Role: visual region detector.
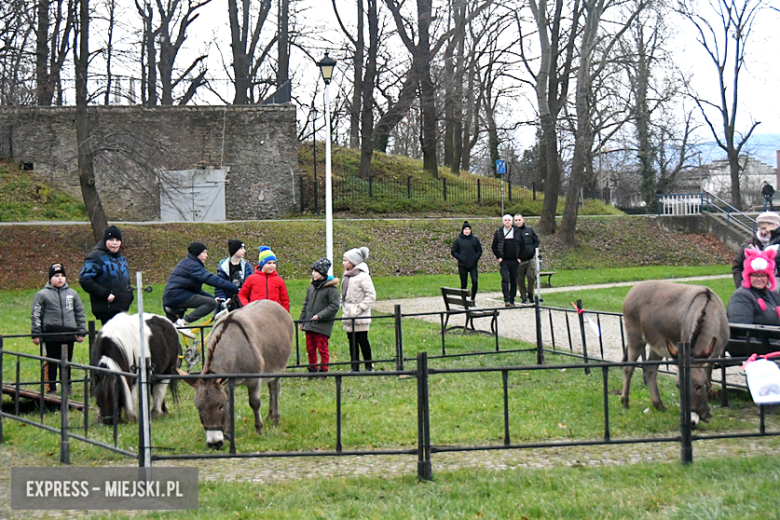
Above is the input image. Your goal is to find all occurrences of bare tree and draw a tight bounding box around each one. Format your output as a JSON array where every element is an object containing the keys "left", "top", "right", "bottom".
[
  {"left": 135, "top": 0, "right": 212, "bottom": 106},
  {"left": 679, "top": 0, "right": 765, "bottom": 210},
  {"left": 36, "top": 0, "right": 75, "bottom": 105},
  {"left": 228, "top": 0, "right": 273, "bottom": 104},
  {"left": 332, "top": 0, "right": 363, "bottom": 148},
  {"left": 518, "top": 0, "right": 580, "bottom": 234},
  {"left": 0, "top": 0, "right": 36, "bottom": 105},
  {"left": 74, "top": 0, "right": 108, "bottom": 241},
  {"left": 559, "top": 0, "right": 647, "bottom": 246}
]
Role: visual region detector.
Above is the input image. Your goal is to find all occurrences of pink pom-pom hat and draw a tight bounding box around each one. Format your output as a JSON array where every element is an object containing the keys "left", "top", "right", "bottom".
[{"left": 743, "top": 247, "right": 777, "bottom": 290}]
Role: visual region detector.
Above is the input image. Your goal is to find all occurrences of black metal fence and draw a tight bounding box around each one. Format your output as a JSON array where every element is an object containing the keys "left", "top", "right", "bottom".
[
  {"left": 1, "top": 302, "right": 777, "bottom": 480},
  {"left": 299, "top": 175, "right": 533, "bottom": 213}
]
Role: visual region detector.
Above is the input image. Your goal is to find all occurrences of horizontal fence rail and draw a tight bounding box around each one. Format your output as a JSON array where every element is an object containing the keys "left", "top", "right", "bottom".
[{"left": 1, "top": 299, "right": 778, "bottom": 480}]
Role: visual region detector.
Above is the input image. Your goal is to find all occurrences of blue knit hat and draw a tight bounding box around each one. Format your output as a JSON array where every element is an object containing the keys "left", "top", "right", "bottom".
[{"left": 257, "top": 246, "right": 277, "bottom": 268}]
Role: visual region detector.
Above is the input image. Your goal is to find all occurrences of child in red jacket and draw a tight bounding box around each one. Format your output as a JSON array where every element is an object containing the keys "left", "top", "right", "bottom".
[{"left": 238, "top": 246, "right": 290, "bottom": 312}]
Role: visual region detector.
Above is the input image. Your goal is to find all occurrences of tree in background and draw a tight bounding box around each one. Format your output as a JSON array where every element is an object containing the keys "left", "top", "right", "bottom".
[{"left": 679, "top": 0, "right": 765, "bottom": 210}]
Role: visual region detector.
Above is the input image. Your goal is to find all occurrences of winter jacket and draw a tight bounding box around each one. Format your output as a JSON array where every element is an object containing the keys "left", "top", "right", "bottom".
[
  {"left": 299, "top": 277, "right": 341, "bottom": 337},
  {"left": 515, "top": 224, "right": 540, "bottom": 261},
  {"left": 31, "top": 282, "right": 87, "bottom": 343},
  {"left": 238, "top": 268, "right": 290, "bottom": 312},
  {"left": 731, "top": 230, "right": 780, "bottom": 288},
  {"left": 79, "top": 242, "right": 134, "bottom": 319},
  {"left": 451, "top": 233, "right": 482, "bottom": 269},
  {"left": 341, "top": 262, "right": 376, "bottom": 333},
  {"left": 214, "top": 257, "right": 253, "bottom": 300},
  {"left": 491, "top": 226, "right": 521, "bottom": 261},
  {"left": 163, "top": 254, "right": 239, "bottom": 308},
  {"left": 763, "top": 184, "right": 775, "bottom": 197},
  {"left": 727, "top": 286, "right": 780, "bottom": 326}
]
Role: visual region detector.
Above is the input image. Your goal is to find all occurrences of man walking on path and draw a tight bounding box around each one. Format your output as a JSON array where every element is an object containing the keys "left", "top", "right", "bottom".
[
  {"left": 514, "top": 214, "right": 540, "bottom": 304},
  {"left": 763, "top": 181, "right": 775, "bottom": 211},
  {"left": 492, "top": 214, "right": 520, "bottom": 307}
]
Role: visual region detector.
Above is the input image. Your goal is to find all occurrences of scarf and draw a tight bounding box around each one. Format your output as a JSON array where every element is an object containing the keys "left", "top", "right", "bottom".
[
  {"left": 342, "top": 268, "right": 360, "bottom": 301},
  {"left": 312, "top": 278, "right": 325, "bottom": 289}
]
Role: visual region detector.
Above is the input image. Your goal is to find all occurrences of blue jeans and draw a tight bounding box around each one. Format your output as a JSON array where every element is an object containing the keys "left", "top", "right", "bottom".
[{"left": 765, "top": 196, "right": 774, "bottom": 211}]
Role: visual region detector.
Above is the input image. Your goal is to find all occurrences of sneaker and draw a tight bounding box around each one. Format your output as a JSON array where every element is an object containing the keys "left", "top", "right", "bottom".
[
  {"left": 174, "top": 319, "right": 196, "bottom": 339},
  {"left": 521, "top": 299, "right": 528, "bottom": 304},
  {"left": 505, "top": 302, "right": 512, "bottom": 308}
]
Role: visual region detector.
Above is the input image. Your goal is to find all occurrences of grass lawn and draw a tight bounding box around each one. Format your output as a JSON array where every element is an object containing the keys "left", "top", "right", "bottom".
[{"left": 76, "top": 453, "right": 780, "bottom": 519}]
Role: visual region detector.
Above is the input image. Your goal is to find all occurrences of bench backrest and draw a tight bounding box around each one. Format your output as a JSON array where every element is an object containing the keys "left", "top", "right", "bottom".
[{"left": 441, "top": 287, "right": 475, "bottom": 311}]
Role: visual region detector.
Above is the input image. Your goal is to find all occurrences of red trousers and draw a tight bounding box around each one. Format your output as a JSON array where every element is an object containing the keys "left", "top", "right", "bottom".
[{"left": 305, "top": 331, "right": 330, "bottom": 371}]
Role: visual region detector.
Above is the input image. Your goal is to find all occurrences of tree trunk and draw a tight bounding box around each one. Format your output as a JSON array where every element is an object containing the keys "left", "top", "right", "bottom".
[
  {"left": 350, "top": 0, "right": 363, "bottom": 149},
  {"left": 277, "top": 0, "right": 289, "bottom": 92},
  {"left": 417, "top": 0, "right": 438, "bottom": 177},
  {"left": 373, "top": 72, "right": 417, "bottom": 153},
  {"left": 36, "top": 0, "right": 52, "bottom": 105},
  {"left": 358, "top": 0, "right": 378, "bottom": 180},
  {"left": 75, "top": 0, "right": 107, "bottom": 242}
]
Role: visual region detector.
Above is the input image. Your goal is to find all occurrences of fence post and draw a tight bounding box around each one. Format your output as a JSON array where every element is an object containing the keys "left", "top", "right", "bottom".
[
  {"left": 60, "top": 345, "right": 70, "bottom": 464},
  {"left": 229, "top": 378, "right": 236, "bottom": 455},
  {"left": 369, "top": 175, "right": 373, "bottom": 197},
  {"left": 576, "top": 299, "right": 590, "bottom": 375},
  {"left": 394, "top": 305, "right": 404, "bottom": 371},
  {"left": 535, "top": 292, "right": 544, "bottom": 365},
  {"left": 508, "top": 178, "right": 512, "bottom": 201},
  {"left": 408, "top": 176, "right": 412, "bottom": 198},
  {"left": 300, "top": 177, "right": 306, "bottom": 213},
  {"left": 532, "top": 181, "right": 536, "bottom": 201},
  {"left": 443, "top": 178, "right": 447, "bottom": 202},
  {"left": 679, "top": 341, "right": 693, "bottom": 465},
  {"left": 477, "top": 179, "right": 481, "bottom": 203},
  {"left": 416, "top": 352, "right": 432, "bottom": 481}
]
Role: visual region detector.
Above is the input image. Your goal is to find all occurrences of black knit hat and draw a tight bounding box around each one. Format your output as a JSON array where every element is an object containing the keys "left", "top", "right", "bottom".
[
  {"left": 312, "top": 257, "right": 331, "bottom": 277},
  {"left": 49, "top": 263, "right": 66, "bottom": 279},
  {"left": 188, "top": 241, "right": 208, "bottom": 257},
  {"left": 103, "top": 225, "right": 122, "bottom": 242},
  {"left": 462, "top": 221, "right": 471, "bottom": 232},
  {"left": 228, "top": 239, "right": 244, "bottom": 257}
]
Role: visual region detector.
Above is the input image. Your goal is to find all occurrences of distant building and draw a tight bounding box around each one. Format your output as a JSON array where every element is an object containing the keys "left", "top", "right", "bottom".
[{"left": 676, "top": 154, "right": 778, "bottom": 208}]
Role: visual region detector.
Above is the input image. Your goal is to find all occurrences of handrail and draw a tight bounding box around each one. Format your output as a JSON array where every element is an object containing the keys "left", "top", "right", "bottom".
[{"left": 704, "top": 191, "right": 756, "bottom": 234}]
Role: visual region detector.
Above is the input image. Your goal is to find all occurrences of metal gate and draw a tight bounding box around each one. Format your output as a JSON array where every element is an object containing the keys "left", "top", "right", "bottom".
[{"left": 160, "top": 169, "right": 228, "bottom": 222}]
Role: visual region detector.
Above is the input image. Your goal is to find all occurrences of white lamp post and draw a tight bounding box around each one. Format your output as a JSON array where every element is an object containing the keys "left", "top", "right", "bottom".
[{"left": 318, "top": 52, "right": 337, "bottom": 276}]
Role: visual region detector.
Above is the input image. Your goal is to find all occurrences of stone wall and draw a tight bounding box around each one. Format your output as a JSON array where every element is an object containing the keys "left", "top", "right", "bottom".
[{"left": 0, "top": 105, "right": 299, "bottom": 221}]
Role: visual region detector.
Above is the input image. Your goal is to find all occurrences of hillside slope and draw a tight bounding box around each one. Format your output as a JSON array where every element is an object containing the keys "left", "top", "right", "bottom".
[{"left": 0, "top": 217, "right": 732, "bottom": 290}]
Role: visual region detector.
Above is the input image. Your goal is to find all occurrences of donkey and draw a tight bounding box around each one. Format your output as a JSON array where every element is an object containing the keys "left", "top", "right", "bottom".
[
  {"left": 91, "top": 313, "right": 181, "bottom": 423},
  {"left": 179, "top": 299, "right": 294, "bottom": 449},
  {"left": 621, "top": 281, "right": 729, "bottom": 427}
]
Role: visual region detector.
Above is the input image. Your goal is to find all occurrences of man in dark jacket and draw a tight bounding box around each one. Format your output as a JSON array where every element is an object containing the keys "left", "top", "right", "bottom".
[
  {"left": 762, "top": 181, "right": 775, "bottom": 211},
  {"left": 732, "top": 211, "right": 780, "bottom": 288},
  {"left": 79, "top": 225, "right": 134, "bottom": 325},
  {"left": 514, "top": 214, "right": 541, "bottom": 304},
  {"left": 491, "top": 214, "right": 520, "bottom": 306},
  {"left": 450, "top": 221, "right": 482, "bottom": 300},
  {"left": 163, "top": 242, "right": 239, "bottom": 337}
]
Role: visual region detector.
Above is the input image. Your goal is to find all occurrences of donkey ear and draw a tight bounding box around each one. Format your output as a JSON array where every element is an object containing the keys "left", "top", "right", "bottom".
[
  {"left": 699, "top": 337, "right": 717, "bottom": 358},
  {"left": 666, "top": 340, "right": 678, "bottom": 358},
  {"left": 214, "top": 378, "right": 225, "bottom": 388},
  {"left": 176, "top": 367, "right": 198, "bottom": 388}
]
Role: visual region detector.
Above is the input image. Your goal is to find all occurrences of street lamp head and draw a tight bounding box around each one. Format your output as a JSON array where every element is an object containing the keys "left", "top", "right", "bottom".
[
  {"left": 310, "top": 105, "right": 319, "bottom": 118},
  {"left": 317, "top": 52, "right": 337, "bottom": 84}
]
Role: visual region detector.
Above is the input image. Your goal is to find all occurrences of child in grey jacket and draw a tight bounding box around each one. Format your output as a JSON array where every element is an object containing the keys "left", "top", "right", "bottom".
[
  {"left": 31, "top": 263, "right": 87, "bottom": 393},
  {"left": 299, "top": 258, "right": 340, "bottom": 372}
]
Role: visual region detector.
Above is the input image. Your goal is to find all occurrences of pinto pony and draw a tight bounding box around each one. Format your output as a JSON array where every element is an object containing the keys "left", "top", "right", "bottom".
[
  {"left": 179, "top": 300, "right": 294, "bottom": 449},
  {"left": 91, "top": 313, "right": 181, "bottom": 423},
  {"left": 621, "top": 281, "right": 729, "bottom": 427}
]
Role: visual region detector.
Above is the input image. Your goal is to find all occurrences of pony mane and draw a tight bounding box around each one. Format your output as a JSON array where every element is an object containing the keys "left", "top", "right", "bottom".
[{"left": 202, "top": 313, "right": 252, "bottom": 373}]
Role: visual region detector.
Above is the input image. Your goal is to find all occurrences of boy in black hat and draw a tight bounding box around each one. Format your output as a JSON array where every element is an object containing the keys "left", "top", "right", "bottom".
[
  {"left": 31, "top": 263, "right": 87, "bottom": 393},
  {"left": 79, "top": 225, "right": 133, "bottom": 325},
  {"left": 215, "top": 239, "right": 253, "bottom": 313},
  {"left": 299, "top": 258, "right": 340, "bottom": 372}
]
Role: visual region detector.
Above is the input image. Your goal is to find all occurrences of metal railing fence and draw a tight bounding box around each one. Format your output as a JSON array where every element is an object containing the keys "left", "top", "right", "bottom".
[{"left": 1, "top": 300, "right": 778, "bottom": 480}]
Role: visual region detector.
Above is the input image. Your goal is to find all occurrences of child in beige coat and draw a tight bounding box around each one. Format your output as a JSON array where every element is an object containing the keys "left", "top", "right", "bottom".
[{"left": 341, "top": 247, "right": 376, "bottom": 371}]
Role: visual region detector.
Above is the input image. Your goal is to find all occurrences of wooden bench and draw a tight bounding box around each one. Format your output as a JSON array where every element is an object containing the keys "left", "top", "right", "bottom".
[
  {"left": 440, "top": 287, "right": 499, "bottom": 335},
  {"left": 539, "top": 271, "right": 557, "bottom": 288}
]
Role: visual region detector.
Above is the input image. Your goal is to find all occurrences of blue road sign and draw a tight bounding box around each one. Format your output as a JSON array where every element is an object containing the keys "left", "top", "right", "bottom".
[{"left": 496, "top": 159, "right": 506, "bottom": 174}]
